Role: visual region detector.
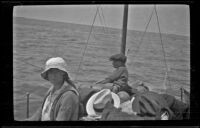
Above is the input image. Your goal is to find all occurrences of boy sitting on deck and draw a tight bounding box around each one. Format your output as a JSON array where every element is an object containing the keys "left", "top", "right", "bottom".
[{"left": 96, "top": 53, "right": 132, "bottom": 94}]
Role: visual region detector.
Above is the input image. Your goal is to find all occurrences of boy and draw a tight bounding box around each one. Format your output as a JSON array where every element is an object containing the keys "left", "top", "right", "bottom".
[{"left": 96, "top": 53, "right": 131, "bottom": 94}]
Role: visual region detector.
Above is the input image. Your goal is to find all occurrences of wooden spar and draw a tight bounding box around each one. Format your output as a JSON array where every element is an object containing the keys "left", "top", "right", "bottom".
[
  {"left": 26, "top": 92, "right": 30, "bottom": 118},
  {"left": 180, "top": 87, "right": 183, "bottom": 102},
  {"left": 121, "top": 4, "right": 129, "bottom": 55}
]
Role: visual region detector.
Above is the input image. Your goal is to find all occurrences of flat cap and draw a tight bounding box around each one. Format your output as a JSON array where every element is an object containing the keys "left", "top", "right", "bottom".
[{"left": 109, "top": 53, "right": 127, "bottom": 63}]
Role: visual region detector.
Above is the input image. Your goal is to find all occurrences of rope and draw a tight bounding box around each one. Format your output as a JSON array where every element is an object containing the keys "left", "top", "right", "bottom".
[
  {"left": 127, "top": 6, "right": 154, "bottom": 57},
  {"left": 126, "top": 5, "right": 172, "bottom": 90},
  {"left": 14, "top": 57, "right": 43, "bottom": 70},
  {"left": 97, "top": 5, "right": 107, "bottom": 34},
  {"left": 99, "top": 5, "right": 109, "bottom": 34},
  {"left": 154, "top": 5, "right": 171, "bottom": 89},
  {"left": 74, "top": 6, "right": 99, "bottom": 81}
]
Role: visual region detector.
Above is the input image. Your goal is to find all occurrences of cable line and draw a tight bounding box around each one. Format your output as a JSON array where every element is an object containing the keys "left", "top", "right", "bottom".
[
  {"left": 127, "top": 6, "right": 155, "bottom": 57},
  {"left": 14, "top": 58, "right": 43, "bottom": 70},
  {"left": 97, "top": 5, "right": 107, "bottom": 34},
  {"left": 154, "top": 5, "right": 171, "bottom": 89},
  {"left": 99, "top": 5, "right": 109, "bottom": 34},
  {"left": 74, "top": 6, "right": 99, "bottom": 81},
  {"left": 127, "top": 5, "right": 154, "bottom": 61}
]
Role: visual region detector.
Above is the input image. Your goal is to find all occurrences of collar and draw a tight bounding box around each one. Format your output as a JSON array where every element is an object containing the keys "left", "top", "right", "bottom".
[
  {"left": 50, "top": 85, "right": 63, "bottom": 96},
  {"left": 49, "top": 83, "right": 72, "bottom": 95}
]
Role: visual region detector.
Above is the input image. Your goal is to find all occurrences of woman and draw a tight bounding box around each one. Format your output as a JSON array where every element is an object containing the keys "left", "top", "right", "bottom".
[{"left": 26, "top": 57, "right": 81, "bottom": 121}]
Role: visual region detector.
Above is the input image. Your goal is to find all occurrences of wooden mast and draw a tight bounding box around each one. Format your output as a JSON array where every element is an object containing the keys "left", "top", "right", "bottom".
[{"left": 121, "top": 4, "right": 129, "bottom": 55}]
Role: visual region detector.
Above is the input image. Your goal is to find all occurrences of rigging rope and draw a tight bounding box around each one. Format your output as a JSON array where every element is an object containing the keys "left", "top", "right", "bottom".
[
  {"left": 14, "top": 56, "right": 43, "bottom": 70},
  {"left": 99, "top": 5, "right": 109, "bottom": 35},
  {"left": 127, "top": 6, "right": 155, "bottom": 57},
  {"left": 97, "top": 5, "right": 107, "bottom": 34},
  {"left": 126, "top": 5, "right": 171, "bottom": 90},
  {"left": 74, "top": 6, "right": 99, "bottom": 81},
  {"left": 154, "top": 5, "right": 171, "bottom": 89}
]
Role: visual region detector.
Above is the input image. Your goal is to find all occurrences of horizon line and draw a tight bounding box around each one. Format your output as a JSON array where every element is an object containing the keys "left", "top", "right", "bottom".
[{"left": 13, "top": 16, "right": 190, "bottom": 37}]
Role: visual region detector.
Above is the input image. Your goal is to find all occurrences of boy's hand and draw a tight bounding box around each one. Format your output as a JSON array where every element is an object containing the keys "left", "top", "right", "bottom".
[
  {"left": 95, "top": 80, "right": 106, "bottom": 84},
  {"left": 96, "top": 79, "right": 111, "bottom": 84},
  {"left": 111, "top": 86, "right": 119, "bottom": 93},
  {"left": 95, "top": 80, "right": 102, "bottom": 84}
]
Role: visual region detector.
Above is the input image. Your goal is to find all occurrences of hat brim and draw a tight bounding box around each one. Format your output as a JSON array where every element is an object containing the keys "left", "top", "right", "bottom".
[
  {"left": 41, "top": 66, "right": 68, "bottom": 80},
  {"left": 86, "top": 89, "right": 120, "bottom": 116},
  {"left": 119, "top": 96, "right": 136, "bottom": 114}
]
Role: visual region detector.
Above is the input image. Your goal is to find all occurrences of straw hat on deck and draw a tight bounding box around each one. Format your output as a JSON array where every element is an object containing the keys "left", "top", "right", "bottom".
[{"left": 86, "top": 89, "right": 120, "bottom": 117}]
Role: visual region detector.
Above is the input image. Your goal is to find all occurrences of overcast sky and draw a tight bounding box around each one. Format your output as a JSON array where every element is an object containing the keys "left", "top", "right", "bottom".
[{"left": 13, "top": 5, "right": 190, "bottom": 36}]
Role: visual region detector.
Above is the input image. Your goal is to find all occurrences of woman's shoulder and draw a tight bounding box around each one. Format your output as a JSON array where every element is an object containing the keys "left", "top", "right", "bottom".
[
  {"left": 56, "top": 90, "right": 79, "bottom": 107},
  {"left": 61, "top": 89, "right": 79, "bottom": 100}
]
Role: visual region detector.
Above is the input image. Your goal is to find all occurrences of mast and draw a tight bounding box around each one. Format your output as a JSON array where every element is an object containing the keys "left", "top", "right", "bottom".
[{"left": 121, "top": 4, "right": 129, "bottom": 55}]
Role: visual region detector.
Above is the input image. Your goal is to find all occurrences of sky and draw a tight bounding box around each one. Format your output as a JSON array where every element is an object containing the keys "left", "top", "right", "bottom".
[{"left": 13, "top": 5, "right": 190, "bottom": 36}]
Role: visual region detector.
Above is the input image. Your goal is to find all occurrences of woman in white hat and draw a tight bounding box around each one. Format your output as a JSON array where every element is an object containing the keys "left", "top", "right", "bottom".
[{"left": 26, "top": 57, "right": 81, "bottom": 121}]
